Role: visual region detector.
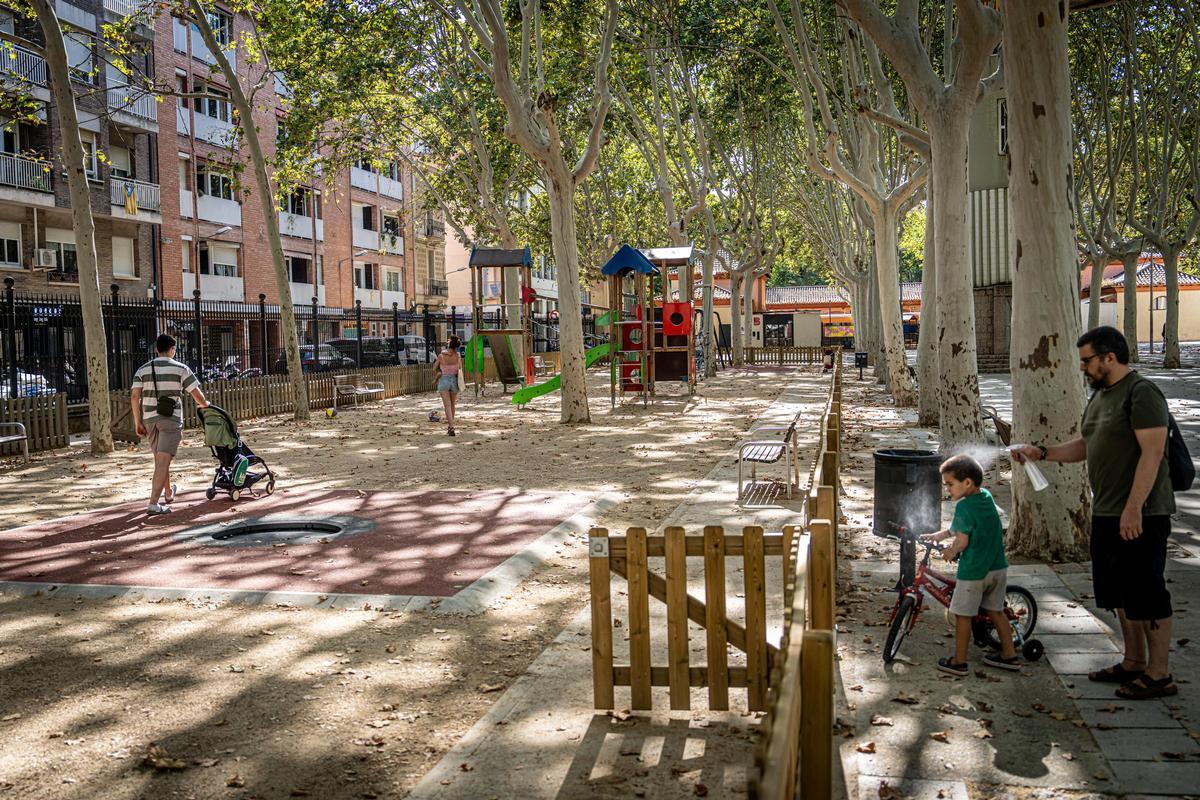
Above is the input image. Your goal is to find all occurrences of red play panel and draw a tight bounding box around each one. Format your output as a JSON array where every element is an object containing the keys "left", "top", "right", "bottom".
[{"left": 0, "top": 490, "right": 593, "bottom": 597}]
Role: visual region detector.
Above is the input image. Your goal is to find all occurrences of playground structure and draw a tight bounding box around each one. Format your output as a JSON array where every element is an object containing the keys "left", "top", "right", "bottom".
[
  {"left": 464, "top": 247, "right": 535, "bottom": 396},
  {"left": 602, "top": 245, "right": 696, "bottom": 407}
]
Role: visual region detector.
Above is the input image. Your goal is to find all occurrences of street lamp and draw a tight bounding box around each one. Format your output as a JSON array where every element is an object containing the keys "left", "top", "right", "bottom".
[{"left": 211, "top": 225, "right": 233, "bottom": 236}]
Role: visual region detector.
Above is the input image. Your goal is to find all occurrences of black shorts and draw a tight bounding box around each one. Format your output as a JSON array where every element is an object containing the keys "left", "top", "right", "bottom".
[{"left": 1090, "top": 515, "right": 1172, "bottom": 621}]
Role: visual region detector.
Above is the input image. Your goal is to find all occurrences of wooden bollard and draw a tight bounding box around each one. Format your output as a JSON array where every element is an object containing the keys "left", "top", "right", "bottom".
[
  {"left": 799, "top": 630, "right": 835, "bottom": 799},
  {"left": 587, "top": 528, "right": 614, "bottom": 709}
]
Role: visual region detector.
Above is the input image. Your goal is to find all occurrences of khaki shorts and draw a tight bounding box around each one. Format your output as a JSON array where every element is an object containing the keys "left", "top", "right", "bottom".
[
  {"left": 949, "top": 568, "right": 1007, "bottom": 617},
  {"left": 145, "top": 416, "right": 183, "bottom": 456}
]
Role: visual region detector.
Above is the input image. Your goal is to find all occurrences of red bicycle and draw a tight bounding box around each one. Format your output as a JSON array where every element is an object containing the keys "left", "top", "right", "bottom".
[{"left": 882, "top": 525, "right": 1044, "bottom": 664}]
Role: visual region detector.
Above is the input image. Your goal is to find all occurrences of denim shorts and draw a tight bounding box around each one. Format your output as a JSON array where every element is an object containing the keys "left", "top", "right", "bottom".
[{"left": 437, "top": 374, "right": 459, "bottom": 394}]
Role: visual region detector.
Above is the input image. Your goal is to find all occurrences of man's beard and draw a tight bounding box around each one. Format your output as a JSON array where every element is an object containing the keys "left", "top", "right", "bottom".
[{"left": 1088, "top": 373, "right": 1107, "bottom": 391}]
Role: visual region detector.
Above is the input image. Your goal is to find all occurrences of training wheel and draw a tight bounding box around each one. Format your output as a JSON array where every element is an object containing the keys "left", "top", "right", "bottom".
[
  {"left": 205, "top": 488, "right": 216, "bottom": 500},
  {"left": 265, "top": 479, "right": 275, "bottom": 495},
  {"left": 230, "top": 489, "right": 241, "bottom": 501},
  {"left": 1022, "top": 638, "right": 1044, "bottom": 662}
]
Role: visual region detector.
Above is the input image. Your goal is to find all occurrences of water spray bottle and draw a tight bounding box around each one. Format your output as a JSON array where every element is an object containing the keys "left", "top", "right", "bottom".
[{"left": 1009, "top": 444, "right": 1050, "bottom": 492}]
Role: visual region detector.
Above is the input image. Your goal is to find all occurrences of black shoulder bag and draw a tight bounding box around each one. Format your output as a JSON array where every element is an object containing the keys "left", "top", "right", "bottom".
[
  {"left": 1124, "top": 375, "right": 1194, "bottom": 493},
  {"left": 150, "top": 358, "right": 178, "bottom": 418}
]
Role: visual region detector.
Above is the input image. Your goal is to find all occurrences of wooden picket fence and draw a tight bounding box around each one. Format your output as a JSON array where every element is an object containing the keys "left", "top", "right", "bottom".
[
  {"left": 749, "top": 356, "right": 842, "bottom": 799},
  {"left": 0, "top": 394, "right": 68, "bottom": 456},
  {"left": 588, "top": 525, "right": 786, "bottom": 713},
  {"left": 745, "top": 346, "right": 826, "bottom": 366},
  {"left": 109, "top": 363, "right": 437, "bottom": 441}
]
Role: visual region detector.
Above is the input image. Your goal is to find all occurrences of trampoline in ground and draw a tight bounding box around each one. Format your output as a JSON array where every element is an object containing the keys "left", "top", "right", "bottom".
[{"left": 0, "top": 488, "right": 606, "bottom": 611}]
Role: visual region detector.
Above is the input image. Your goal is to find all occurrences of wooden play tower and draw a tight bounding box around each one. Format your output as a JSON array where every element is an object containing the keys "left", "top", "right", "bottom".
[
  {"left": 467, "top": 247, "right": 535, "bottom": 396},
  {"left": 602, "top": 245, "right": 696, "bottom": 407}
]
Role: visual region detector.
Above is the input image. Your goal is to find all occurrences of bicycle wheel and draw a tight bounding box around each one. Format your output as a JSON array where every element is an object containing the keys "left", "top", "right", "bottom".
[
  {"left": 978, "top": 586, "right": 1038, "bottom": 650},
  {"left": 884, "top": 595, "right": 918, "bottom": 664}
]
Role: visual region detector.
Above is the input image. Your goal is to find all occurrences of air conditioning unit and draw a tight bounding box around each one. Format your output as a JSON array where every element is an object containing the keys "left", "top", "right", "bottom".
[{"left": 32, "top": 248, "right": 57, "bottom": 270}]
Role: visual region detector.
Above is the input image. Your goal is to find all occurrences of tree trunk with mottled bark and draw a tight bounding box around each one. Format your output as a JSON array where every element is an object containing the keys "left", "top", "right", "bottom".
[
  {"left": 1121, "top": 251, "right": 1139, "bottom": 362},
  {"left": 1004, "top": 0, "right": 1090, "bottom": 561},
  {"left": 31, "top": 0, "right": 113, "bottom": 453},
  {"left": 1087, "top": 255, "right": 1105, "bottom": 330},
  {"left": 917, "top": 193, "right": 939, "bottom": 425},
  {"left": 545, "top": 166, "right": 590, "bottom": 421}
]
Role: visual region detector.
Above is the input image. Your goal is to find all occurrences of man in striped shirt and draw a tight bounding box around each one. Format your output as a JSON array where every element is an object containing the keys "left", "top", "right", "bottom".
[{"left": 130, "top": 334, "right": 209, "bottom": 515}]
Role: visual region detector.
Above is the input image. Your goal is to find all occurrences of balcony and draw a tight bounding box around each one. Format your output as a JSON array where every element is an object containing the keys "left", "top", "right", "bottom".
[
  {"left": 289, "top": 282, "right": 326, "bottom": 307},
  {"left": 278, "top": 211, "right": 324, "bottom": 241},
  {"left": 104, "top": 0, "right": 146, "bottom": 16},
  {"left": 0, "top": 152, "right": 53, "bottom": 194},
  {"left": 180, "top": 188, "right": 193, "bottom": 218},
  {"left": 107, "top": 86, "right": 159, "bottom": 132},
  {"left": 378, "top": 173, "right": 404, "bottom": 201},
  {"left": 110, "top": 177, "right": 161, "bottom": 220},
  {"left": 183, "top": 271, "right": 244, "bottom": 302},
  {"left": 420, "top": 219, "right": 446, "bottom": 238},
  {"left": 378, "top": 232, "right": 403, "bottom": 256},
  {"left": 0, "top": 42, "right": 48, "bottom": 87},
  {"left": 427, "top": 279, "right": 449, "bottom": 297},
  {"left": 176, "top": 104, "right": 190, "bottom": 136},
  {"left": 194, "top": 112, "right": 235, "bottom": 145},
  {"left": 196, "top": 194, "right": 241, "bottom": 226},
  {"left": 350, "top": 166, "right": 377, "bottom": 192},
  {"left": 352, "top": 227, "right": 379, "bottom": 251},
  {"left": 354, "top": 286, "right": 405, "bottom": 310}
]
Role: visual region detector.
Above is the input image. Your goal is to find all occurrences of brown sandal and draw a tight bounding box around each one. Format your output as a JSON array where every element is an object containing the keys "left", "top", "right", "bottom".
[
  {"left": 1088, "top": 662, "right": 1145, "bottom": 683},
  {"left": 1115, "top": 674, "right": 1178, "bottom": 700}
]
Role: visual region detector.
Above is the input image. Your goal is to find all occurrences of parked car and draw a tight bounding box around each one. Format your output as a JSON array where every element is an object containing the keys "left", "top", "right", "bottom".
[
  {"left": 397, "top": 335, "right": 435, "bottom": 365},
  {"left": 0, "top": 371, "right": 55, "bottom": 399},
  {"left": 272, "top": 344, "right": 355, "bottom": 374},
  {"left": 326, "top": 336, "right": 435, "bottom": 366}
]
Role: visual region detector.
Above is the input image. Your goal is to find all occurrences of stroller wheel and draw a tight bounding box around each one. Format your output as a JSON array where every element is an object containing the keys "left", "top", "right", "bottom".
[
  {"left": 1022, "top": 638, "right": 1045, "bottom": 662},
  {"left": 205, "top": 488, "right": 216, "bottom": 500},
  {"left": 230, "top": 489, "right": 241, "bottom": 501},
  {"left": 265, "top": 479, "right": 275, "bottom": 495}
]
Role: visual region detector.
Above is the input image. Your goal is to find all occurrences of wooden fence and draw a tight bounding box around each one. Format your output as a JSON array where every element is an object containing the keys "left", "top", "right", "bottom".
[
  {"left": 588, "top": 526, "right": 785, "bottom": 713},
  {"left": 0, "top": 394, "right": 68, "bottom": 456},
  {"left": 109, "top": 363, "right": 437, "bottom": 441},
  {"left": 749, "top": 356, "right": 842, "bottom": 799},
  {"left": 744, "top": 346, "right": 826, "bottom": 366}
]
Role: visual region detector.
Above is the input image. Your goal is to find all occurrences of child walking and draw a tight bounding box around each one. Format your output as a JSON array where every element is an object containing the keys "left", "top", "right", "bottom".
[{"left": 921, "top": 454, "right": 1020, "bottom": 676}]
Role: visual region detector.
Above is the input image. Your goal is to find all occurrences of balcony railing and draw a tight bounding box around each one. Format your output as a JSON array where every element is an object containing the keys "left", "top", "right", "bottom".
[
  {"left": 350, "top": 165, "right": 377, "bottom": 192},
  {"left": 353, "top": 227, "right": 379, "bottom": 251},
  {"left": 421, "top": 219, "right": 446, "bottom": 238},
  {"left": 0, "top": 42, "right": 48, "bottom": 86},
  {"left": 427, "top": 279, "right": 449, "bottom": 297},
  {"left": 194, "top": 113, "right": 236, "bottom": 145},
  {"left": 107, "top": 86, "right": 157, "bottom": 124},
  {"left": 378, "top": 173, "right": 405, "bottom": 201},
  {"left": 104, "top": 0, "right": 146, "bottom": 16},
  {"left": 196, "top": 194, "right": 241, "bottom": 226},
  {"left": 110, "top": 177, "right": 161, "bottom": 212},
  {"left": 0, "top": 152, "right": 52, "bottom": 192}
]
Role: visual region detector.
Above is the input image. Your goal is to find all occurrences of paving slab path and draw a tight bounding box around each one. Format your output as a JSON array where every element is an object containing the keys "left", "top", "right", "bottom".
[{"left": 835, "top": 367, "right": 1200, "bottom": 800}]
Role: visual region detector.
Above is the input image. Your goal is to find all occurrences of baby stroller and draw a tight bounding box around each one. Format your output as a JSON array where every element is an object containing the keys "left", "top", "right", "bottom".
[{"left": 197, "top": 404, "right": 275, "bottom": 501}]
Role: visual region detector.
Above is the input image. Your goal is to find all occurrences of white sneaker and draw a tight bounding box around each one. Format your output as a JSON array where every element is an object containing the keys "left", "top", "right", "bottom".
[
  {"left": 146, "top": 503, "right": 172, "bottom": 516},
  {"left": 163, "top": 483, "right": 178, "bottom": 504}
]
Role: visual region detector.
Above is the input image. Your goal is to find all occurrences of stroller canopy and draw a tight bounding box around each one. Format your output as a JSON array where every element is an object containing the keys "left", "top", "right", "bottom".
[{"left": 200, "top": 406, "right": 239, "bottom": 449}]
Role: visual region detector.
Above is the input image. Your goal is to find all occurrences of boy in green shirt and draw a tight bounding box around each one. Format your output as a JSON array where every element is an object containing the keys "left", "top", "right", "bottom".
[{"left": 921, "top": 454, "right": 1020, "bottom": 677}]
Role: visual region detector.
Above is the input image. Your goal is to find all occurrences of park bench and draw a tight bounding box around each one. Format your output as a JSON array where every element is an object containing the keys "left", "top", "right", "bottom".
[
  {"left": 334, "top": 374, "right": 385, "bottom": 408},
  {"left": 981, "top": 405, "right": 1012, "bottom": 446},
  {"left": 737, "top": 411, "right": 803, "bottom": 502},
  {"left": 0, "top": 422, "right": 28, "bottom": 463},
  {"left": 532, "top": 355, "right": 554, "bottom": 376}
]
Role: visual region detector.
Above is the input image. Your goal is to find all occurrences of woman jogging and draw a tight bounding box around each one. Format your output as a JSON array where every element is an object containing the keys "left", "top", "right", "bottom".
[{"left": 432, "top": 335, "right": 463, "bottom": 436}]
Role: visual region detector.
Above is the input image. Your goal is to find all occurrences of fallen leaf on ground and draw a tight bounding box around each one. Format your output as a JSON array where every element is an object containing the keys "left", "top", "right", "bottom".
[
  {"left": 870, "top": 714, "right": 894, "bottom": 726},
  {"left": 856, "top": 741, "right": 876, "bottom": 753},
  {"left": 226, "top": 774, "right": 246, "bottom": 787},
  {"left": 973, "top": 729, "right": 993, "bottom": 740},
  {"left": 477, "top": 683, "right": 504, "bottom": 693},
  {"left": 929, "top": 731, "right": 950, "bottom": 743},
  {"left": 193, "top": 758, "right": 219, "bottom": 768},
  {"left": 141, "top": 744, "right": 187, "bottom": 771},
  {"left": 891, "top": 692, "right": 919, "bottom": 705}
]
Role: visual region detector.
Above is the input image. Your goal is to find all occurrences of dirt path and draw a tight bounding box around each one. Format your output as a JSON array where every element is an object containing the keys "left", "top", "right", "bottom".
[{"left": 0, "top": 367, "right": 793, "bottom": 800}]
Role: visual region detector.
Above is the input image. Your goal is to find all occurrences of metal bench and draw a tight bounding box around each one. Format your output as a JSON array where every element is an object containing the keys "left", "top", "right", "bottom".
[
  {"left": 737, "top": 412, "right": 803, "bottom": 502},
  {"left": 334, "top": 374, "right": 385, "bottom": 408},
  {"left": 981, "top": 405, "right": 1012, "bottom": 446},
  {"left": 0, "top": 422, "right": 28, "bottom": 463},
  {"left": 532, "top": 356, "right": 554, "bottom": 377}
]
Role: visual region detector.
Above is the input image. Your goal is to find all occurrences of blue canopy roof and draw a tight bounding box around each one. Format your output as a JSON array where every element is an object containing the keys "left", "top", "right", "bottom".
[{"left": 601, "top": 244, "right": 658, "bottom": 276}]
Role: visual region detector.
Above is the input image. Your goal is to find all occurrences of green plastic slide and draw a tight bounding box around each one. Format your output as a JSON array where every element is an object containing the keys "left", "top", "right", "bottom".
[{"left": 510, "top": 343, "right": 613, "bottom": 406}]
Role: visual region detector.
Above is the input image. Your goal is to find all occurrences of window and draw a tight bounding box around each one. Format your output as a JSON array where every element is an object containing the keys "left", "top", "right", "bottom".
[
  {"left": 385, "top": 161, "right": 400, "bottom": 181},
  {"left": 354, "top": 263, "right": 377, "bottom": 289},
  {"left": 288, "top": 255, "right": 310, "bottom": 283},
  {"left": 0, "top": 120, "right": 24, "bottom": 155},
  {"left": 354, "top": 263, "right": 363, "bottom": 288},
  {"left": 176, "top": 73, "right": 188, "bottom": 107},
  {"left": 312, "top": 191, "right": 322, "bottom": 220},
  {"left": 427, "top": 250, "right": 435, "bottom": 283},
  {"left": 210, "top": 242, "right": 237, "bottom": 277},
  {"left": 178, "top": 157, "right": 192, "bottom": 190},
  {"left": 65, "top": 27, "right": 96, "bottom": 84},
  {"left": 0, "top": 222, "right": 20, "bottom": 267},
  {"left": 109, "top": 146, "right": 131, "bottom": 179},
  {"left": 208, "top": 10, "right": 232, "bottom": 47},
  {"left": 0, "top": 9, "right": 14, "bottom": 35},
  {"left": 385, "top": 270, "right": 401, "bottom": 292},
  {"left": 286, "top": 187, "right": 309, "bottom": 216},
  {"left": 80, "top": 131, "right": 98, "bottom": 180},
  {"left": 112, "top": 236, "right": 135, "bottom": 277},
  {"left": 997, "top": 98, "right": 1008, "bottom": 155},
  {"left": 316, "top": 254, "right": 323, "bottom": 285},
  {"left": 181, "top": 240, "right": 191, "bottom": 273},
  {"left": 360, "top": 204, "right": 374, "bottom": 231},
  {"left": 193, "top": 84, "right": 231, "bottom": 123},
  {"left": 382, "top": 211, "right": 400, "bottom": 236},
  {"left": 196, "top": 164, "right": 233, "bottom": 200},
  {"left": 46, "top": 229, "right": 78, "bottom": 276},
  {"left": 354, "top": 157, "right": 377, "bottom": 173}
]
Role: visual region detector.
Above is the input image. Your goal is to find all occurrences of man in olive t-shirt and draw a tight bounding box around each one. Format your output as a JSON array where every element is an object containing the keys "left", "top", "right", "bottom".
[{"left": 1013, "top": 326, "right": 1176, "bottom": 700}]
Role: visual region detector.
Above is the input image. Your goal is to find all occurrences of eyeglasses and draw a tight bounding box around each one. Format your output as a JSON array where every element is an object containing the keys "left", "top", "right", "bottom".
[{"left": 1079, "top": 353, "right": 1103, "bottom": 366}]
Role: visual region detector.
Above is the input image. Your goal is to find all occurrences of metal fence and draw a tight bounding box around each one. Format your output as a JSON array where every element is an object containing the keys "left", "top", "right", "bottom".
[{"left": 1, "top": 279, "right": 562, "bottom": 404}]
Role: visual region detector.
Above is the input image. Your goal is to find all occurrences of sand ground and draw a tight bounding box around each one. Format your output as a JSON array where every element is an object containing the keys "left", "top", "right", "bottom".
[{"left": 0, "top": 367, "right": 792, "bottom": 800}]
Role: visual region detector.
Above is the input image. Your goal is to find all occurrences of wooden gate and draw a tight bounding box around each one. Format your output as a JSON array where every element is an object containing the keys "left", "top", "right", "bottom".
[{"left": 588, "top": 525, "right": 792, "bottom": 712}]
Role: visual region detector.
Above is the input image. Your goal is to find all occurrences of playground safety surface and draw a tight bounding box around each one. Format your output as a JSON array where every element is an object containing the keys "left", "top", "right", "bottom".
[{"left": 0, "top": 488, "right": 597, "bottom": 600}]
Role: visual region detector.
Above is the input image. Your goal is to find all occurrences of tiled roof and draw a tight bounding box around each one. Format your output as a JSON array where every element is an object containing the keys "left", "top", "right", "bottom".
[
  {"left": 1103, "top": 263, "right": 1200, "bottom": 288},
  {"left": 671, "top": 284, "right": 732, "bottom": 301}
]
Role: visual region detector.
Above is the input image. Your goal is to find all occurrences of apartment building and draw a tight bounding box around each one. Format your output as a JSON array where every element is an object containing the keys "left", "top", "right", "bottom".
[
  {"left": 0, "top": 0, "right": 159, "bottom": 301},
  {"left": 1, "top": 1, "right": 437, "bottom": 364}
]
